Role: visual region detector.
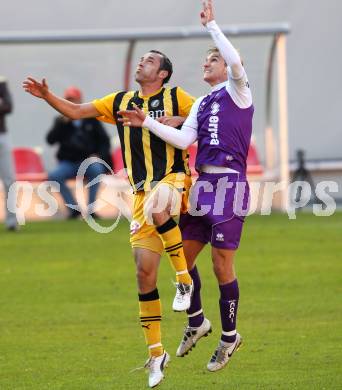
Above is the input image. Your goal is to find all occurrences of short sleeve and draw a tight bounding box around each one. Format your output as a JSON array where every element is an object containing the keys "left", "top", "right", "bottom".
[
  {"left": 92, "top": 93, "right": 117, "bottom": 124},
  {"left": 182, "top": 96, "right": 204, "bottom": 132},
  {"left": 176, "top": 87, "right": 196, "bottom": 117}
]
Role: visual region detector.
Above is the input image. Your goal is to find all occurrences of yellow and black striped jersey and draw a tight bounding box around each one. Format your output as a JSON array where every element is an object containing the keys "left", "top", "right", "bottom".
[{"left": 93, "top": 86, "right": 195, "bottom": 192}]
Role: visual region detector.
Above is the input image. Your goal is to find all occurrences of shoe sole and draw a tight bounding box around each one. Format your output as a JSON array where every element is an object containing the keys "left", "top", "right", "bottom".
[
  {"left": 173, "top": 303, "right": 192, "bottom": 312},
  {"left": 172, "top": 300, "right": 192, "bottom": 312},
  {"left": 178, "top": 327, "right": 212, "bottom": 357},
  {"left": 151, "top": 378, "right": 164, "bottom": 388},
  {"left": 207, "top": 337, "right": 243, "bottom": 372}
]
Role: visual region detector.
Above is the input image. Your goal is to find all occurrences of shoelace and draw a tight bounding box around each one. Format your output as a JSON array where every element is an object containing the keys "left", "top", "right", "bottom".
[
  {"left": 172, "top": 281, "right": 187, "bottom": 301},
  {"left": 217, "top": 345, "right": 229, "bottom": 362},
  {"left": 130, "top": 364, "right": 145, "bottom": 373},
  {"left": 177, "top": 283, "right": 187, "bottom": 296},
  {"left": 130, "top": 356, "right": 158, "bottom": 374},
  {"left": 182, "top": 326, "right": 197, "bottom": 342},
  {"left": 211, "top": 343, "right": 231, "bottom": 363}
]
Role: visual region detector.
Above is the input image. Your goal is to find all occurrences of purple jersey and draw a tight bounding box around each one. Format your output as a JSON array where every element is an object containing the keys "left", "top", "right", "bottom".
[{"left": 195, "top": 85, "right": 254, "bottom": 176}]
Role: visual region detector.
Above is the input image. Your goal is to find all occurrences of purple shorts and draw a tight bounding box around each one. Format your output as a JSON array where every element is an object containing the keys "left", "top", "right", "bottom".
[{"left": 179, "top": 172, "right": 249, "bottom": 250}]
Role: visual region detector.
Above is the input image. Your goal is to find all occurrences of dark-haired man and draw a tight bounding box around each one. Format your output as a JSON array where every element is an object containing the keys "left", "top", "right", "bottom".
[{"left": 23, "top": 49, "right": 194, "bottom": 388}]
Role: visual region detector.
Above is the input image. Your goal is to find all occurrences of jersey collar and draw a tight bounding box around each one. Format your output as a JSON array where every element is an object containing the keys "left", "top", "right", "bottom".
[
  {"left": 138, "top": 86, "right": 164, "bottom": 99},
  {"left": 211, "top": 81, "right": 227, "bottom": 92}
]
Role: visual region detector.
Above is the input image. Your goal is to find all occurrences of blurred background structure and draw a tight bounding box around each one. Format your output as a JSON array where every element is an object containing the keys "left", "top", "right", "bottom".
[{"left": 0, "top": 0, "right": 341, "bottom": 217}]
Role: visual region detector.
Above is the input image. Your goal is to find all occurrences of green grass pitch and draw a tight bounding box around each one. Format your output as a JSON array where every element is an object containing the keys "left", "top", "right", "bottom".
[{"left": 0, "top": 213, "right": 341, "bottom": 389}]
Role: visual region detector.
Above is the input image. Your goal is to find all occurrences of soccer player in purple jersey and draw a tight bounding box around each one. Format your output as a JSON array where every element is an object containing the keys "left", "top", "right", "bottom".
[{"left": 119, "top": 0, "right": 254, "bottom": 372}]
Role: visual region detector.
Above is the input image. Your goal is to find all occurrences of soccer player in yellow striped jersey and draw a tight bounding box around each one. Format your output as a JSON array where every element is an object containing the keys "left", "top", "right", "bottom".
[
  {"left": 93, "top": 82, "right": 193, "bottom": 193},
  {"left": 23, "top": 49, "right": 195, "bottom": 388}
]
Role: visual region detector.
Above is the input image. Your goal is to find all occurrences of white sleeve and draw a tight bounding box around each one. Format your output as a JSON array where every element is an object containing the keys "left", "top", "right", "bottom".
[
  {"left": 206, "top": 20, "right": 243, "bottom": 79},
  {"left": 206, "top": 20, "right": 252, "bottom": 108},
  {"left": 142, "top": 98, "right": 202, "bottom": 150}
]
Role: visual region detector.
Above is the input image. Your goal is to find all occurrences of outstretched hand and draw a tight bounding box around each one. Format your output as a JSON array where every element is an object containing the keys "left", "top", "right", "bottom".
[
  {"left": 22, "top": 77, "right": 49, "bottom": 99},
  {"left": 200, "top": 0, "right": 215, "bottom": 26},
  {"left": 118, "top": 104, "right": 146, "bottom": 127}
]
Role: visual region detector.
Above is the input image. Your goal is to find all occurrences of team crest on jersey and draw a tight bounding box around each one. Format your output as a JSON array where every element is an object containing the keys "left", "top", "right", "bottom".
[
  {"left": 150, "top": 99, "right": 160, "bottom": 108},
  {"left": 211, "top": 102, "right": 220, "bottom": 115}
]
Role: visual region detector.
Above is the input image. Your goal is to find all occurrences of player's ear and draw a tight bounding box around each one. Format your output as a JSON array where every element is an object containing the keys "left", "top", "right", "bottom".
[{"left": 158, "top": 70, "right": 168, "bottom": 81}]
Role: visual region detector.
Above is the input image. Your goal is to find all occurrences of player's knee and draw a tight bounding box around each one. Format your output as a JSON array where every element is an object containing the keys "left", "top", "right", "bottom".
[
  {"left": 212, "top": 262, "right": 224, "bottom": 278},
  {"left": 136, "top": 262, "right": 152, "bottom": 279},
  {"left": 136, "top": 266, "right": 156, "bottom": 289},
  {"left": 212, "top": 261, "right": 234, "bottom": 283}
]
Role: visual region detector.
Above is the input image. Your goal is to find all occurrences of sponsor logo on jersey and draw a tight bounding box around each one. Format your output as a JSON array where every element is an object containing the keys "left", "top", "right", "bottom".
[
  {"left": 208, "top": 102, "right": 220, "bottom": 146},
  {"left": 148, "top": 109, "right": 165, "bottom": 119}
]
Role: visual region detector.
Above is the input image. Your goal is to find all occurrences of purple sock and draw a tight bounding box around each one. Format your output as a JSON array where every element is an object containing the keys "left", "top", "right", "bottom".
[
  {"left": 187, "top": 266, "right": 204, "bottom": 328},
  {"left": 219, "top": 279, "right": 239, "bottom": 343}
]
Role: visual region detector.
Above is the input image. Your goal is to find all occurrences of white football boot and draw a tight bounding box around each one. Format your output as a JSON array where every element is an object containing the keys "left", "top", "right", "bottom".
[
  {"left": 172, "top": 281, "right": 194, "bottom": 312},
  {"left": 176, "top": 317, "right": 212, "bottom": 357},
  {"left": 207, "top": 333, "right": 242, "bottom": 372},
  {"left": 144, "top": 351, "right": 170, "bottom": 388}
]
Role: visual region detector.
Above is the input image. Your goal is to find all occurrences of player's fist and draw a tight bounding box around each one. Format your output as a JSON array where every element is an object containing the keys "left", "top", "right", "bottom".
[{"left": 118, "top": 104, "right": 146, "bottom": 127}]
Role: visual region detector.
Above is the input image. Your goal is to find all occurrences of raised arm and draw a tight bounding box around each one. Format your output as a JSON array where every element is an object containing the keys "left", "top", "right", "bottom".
[
  {"left": 118, "top": 102, "right": 199, "bottom": 150},
  {"left": 22, "top": 77, "right": 100, "bottom": 119},
  {"left": 201, "top": 0, "right": 244, "bottom": 80}
]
